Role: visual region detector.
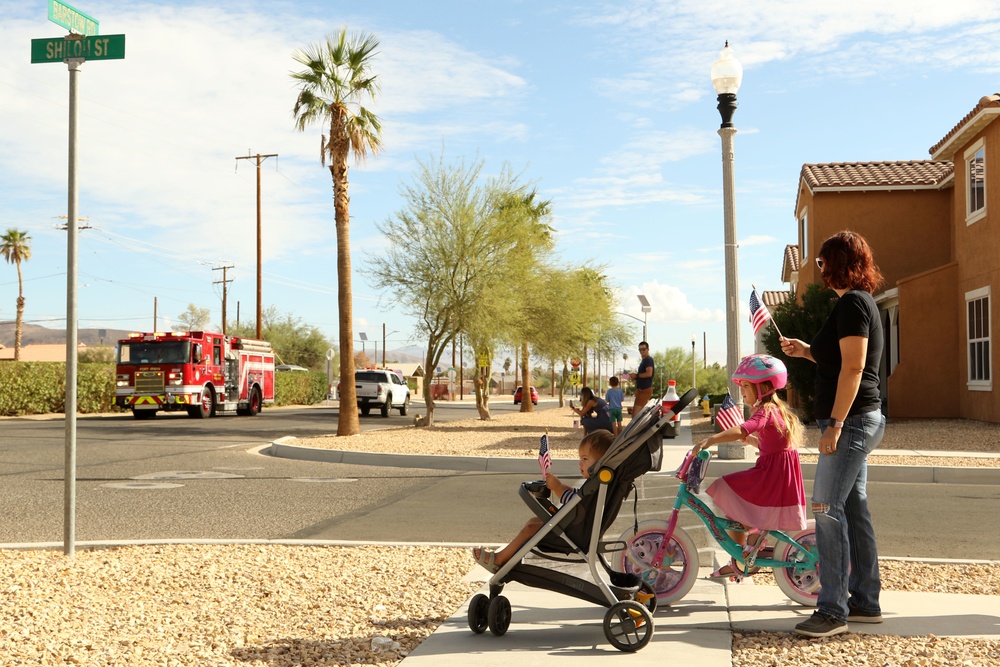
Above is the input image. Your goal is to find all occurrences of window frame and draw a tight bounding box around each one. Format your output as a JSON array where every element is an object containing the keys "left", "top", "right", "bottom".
[
  {"left": 798, "top": 207, "right": 809, "bottom": 261},
  {"left": 964, "top": 138, "right": 987, "bottom": 225},
  {"left": 966, "top": 286, "right": 992, "bottom": 391}
]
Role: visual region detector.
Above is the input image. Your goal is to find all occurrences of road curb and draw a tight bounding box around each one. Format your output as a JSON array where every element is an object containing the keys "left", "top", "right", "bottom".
[{"left": 266, "top": 439, "right": 1000, "bottom": 484}]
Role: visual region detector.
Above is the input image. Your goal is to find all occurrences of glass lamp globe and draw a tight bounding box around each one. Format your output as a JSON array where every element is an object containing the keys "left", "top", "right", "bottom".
[{"left": 711, "top": 42, "right": 743, "bottom": 95}]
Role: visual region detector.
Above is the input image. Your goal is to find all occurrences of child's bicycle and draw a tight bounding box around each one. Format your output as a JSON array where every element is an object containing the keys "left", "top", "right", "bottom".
[{"left": 616, "top": 449, "right": 821, "bottom": 606}]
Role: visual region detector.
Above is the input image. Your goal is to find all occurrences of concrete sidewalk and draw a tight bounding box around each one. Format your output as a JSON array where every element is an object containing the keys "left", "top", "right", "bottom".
[{"left": 399, "top": 565, "right": 1000, "bottom": 665}]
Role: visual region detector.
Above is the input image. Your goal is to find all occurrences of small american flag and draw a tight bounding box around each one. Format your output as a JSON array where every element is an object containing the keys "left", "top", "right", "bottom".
[
  {"left": 749, "top": 288, "right": 772, "bottom": 336},
  {"left": 715, "top": 393, "right": 744, "bottom": 432},
  {"left": 538, "top": 433, "right": 552, "bottom": 478}
]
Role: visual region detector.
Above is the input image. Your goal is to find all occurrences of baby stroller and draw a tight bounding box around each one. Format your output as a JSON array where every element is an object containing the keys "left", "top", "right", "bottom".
[{"left": 466, "top": 388, "right": 699, "bottom": 652}]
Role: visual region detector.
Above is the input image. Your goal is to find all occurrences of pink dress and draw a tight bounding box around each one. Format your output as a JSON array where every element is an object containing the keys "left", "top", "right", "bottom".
[{"left": 706, "top": 405, "right": 807, "bottom": 531}]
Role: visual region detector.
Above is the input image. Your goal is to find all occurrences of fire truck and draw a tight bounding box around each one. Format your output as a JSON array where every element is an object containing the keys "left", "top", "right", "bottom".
[{"left": 115, "top": 331, "right": 275, "bottom": 419}]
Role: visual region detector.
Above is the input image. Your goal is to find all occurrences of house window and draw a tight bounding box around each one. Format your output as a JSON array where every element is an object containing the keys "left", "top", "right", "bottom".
[
  {"left": 965, "top": 139, "right": 986, "bottom": 224},
  {"left": 966, "top": 287, "right": 991, "bottom": 389},
  {"left": 799, "top": 209, "right": 808, "bottom": 260}
]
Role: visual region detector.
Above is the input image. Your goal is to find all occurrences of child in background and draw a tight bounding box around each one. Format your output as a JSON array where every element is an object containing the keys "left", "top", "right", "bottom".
[
  {"left": 605, "top": 376, "right": 625, "bottom": 435},
  {"left": 691, "top": 354, "right": 806, "bottom": 579},
  {"left": 472, "top": 430, "right": 614, "bottom": 572}
]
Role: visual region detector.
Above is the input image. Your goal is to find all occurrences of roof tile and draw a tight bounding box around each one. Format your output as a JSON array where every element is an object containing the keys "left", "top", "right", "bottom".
[
  {"left": 801, "top": 161, "right": 953, "bottom": 189},
  {"left": 930, "top": 94, "right": 1000, "bottom": 156}
]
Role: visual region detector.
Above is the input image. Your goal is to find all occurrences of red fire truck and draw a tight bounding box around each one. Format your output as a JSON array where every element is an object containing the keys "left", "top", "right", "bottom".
[{"left": 115, "top": 331, "right": 275, "bottom": 419}]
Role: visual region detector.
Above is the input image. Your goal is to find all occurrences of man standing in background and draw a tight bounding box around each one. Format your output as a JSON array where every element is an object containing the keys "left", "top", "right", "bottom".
[{"left": 631, "top": 341, "right": 654, "bottom": 417}]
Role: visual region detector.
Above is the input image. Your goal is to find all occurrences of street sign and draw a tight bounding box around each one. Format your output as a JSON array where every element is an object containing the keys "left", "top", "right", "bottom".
[
  {"left": 48, "top": 0, "right": 99, "bottom": 36},
  {"left": 31, "top": 34, "right": 125, "bottom": 63}
]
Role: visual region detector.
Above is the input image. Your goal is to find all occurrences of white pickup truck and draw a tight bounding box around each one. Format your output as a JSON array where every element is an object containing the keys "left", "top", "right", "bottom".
[{"left": 348, "top": 369, "right": 411, "bottom": 417}]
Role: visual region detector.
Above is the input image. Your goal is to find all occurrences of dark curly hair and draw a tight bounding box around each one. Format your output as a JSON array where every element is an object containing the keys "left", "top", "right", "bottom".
[{"left": 817, "top": 231, "right": 883, "bottom": 294}]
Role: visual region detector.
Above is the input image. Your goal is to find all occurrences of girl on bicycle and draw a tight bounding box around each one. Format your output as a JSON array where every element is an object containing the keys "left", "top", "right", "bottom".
[{"left": 691, "top": 354, "right": 806, "bottom": 578}]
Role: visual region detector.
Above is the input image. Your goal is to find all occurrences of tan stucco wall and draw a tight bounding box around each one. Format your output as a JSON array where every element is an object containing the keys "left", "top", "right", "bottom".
[
  {"left": 795, "top": 185, "right": 952, "bottom": 299},
  {"left": 887, "top": 263, "right": 960, "bottom": 419}
]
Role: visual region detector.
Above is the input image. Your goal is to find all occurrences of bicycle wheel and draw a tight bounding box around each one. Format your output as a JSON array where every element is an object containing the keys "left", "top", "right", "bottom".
[
  {"left": 617, "top": 520, "right": 699, "bottom": 605},
  {"left": 774, "top": 527, "right": 821, "bottom": 607}
]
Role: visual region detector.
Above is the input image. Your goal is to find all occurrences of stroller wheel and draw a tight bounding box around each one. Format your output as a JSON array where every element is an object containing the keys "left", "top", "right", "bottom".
[
  {"left": 604, "top": 600, "right": 654, "bottom": 652},
  {"left": 467, "top": 593, "right": 490, "bottom": 634},
  {"left": 487, "top": 595, "right": 511, "bottom": 636}
]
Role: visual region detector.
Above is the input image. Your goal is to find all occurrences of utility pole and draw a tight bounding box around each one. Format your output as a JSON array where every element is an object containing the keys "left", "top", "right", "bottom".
[
  {"left": 213, "top": 264, "right": 234, "bottom": 334},
  {"left": 235, "top": 151, "right": 278, "bottom": 339},
  {"left": 153, "top": 296, "right": 157, "bottom": 331}
]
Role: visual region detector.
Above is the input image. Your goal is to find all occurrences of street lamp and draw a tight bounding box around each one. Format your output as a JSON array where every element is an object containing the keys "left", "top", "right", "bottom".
[
  {"left": 382, "top": 324, "right": 398, "bottom": 368},
  {"left": 712, "top": 41, "right": 743, "bottom": 403},
  {"left": 691, "top": 334, "right": 697, "bottom": 392},
  {"left": 637, "top": 294, "right": 651, "bottom": 342}
]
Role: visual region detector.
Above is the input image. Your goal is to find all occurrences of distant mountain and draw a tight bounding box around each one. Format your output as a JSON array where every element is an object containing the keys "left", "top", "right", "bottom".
[{"left": 0, "top": 321, "right": 131, "bottom": 348}]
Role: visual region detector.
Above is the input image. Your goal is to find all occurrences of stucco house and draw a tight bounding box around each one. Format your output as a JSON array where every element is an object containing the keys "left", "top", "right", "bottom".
[{"left": 779, "top": 94, "right": 1000, "bottom": 422}]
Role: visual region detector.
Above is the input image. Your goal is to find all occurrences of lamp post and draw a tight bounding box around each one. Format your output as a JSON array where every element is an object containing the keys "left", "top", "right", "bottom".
[
  {"left": 637, "top": 294, "right": 651, "bottom": 342},
  {"left": 382, "top": 324, "right": 398, "bottom": 368},
  {"left": 691, "top": 334, "right": 697, "bottom": 392},
  {"left": 712, "top": 41, "right": 743, "bottom": 403}
]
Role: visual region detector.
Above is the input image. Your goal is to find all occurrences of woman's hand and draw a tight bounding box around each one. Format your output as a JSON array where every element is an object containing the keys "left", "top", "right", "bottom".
[
  {"left": 779, "top": 337, "right": 808, "bottom": 358},
  {"left": 691, "top": 439, "right": 709, "bottom": 455},
  {"left": 818, "top": 426, "right": 840, "bottom": 454}
]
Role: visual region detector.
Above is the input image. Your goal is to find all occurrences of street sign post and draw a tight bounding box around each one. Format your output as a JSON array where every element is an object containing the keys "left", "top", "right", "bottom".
[
  {"left": 48, "top": 0, "right": 99, "bottom": 36},
  {"left": 32, "top": 2, "right": 124, "bottom": 559},
  {"left": 31, "top": 34, "right": 125, "bottom": 63}
]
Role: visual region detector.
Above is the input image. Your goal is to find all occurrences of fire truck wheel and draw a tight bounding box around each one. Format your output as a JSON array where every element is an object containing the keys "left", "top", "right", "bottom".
[
  {"left": 188, "top": 387, "right": 216, "bottom": 419},
  {"left": 238, "top": 387, "right": 262, "bottom": 417}
]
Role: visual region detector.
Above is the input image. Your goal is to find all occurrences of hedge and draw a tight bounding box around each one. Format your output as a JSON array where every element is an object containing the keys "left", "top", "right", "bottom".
[{"left": 0, "top": 363, "right": 326, "bottom": 417}]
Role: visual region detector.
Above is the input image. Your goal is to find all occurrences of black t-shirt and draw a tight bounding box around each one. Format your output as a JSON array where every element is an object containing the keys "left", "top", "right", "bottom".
[
  {"left": 636, "top": 355, "right": 654, "bottom": 390},
  {"left": 810, "top": 290, "right": 883, "bottom": 419}
]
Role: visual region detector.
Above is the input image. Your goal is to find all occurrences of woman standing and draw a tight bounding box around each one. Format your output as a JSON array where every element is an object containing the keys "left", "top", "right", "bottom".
[{"left": 780, "top": 231, "right": 886, "bottom": 638}]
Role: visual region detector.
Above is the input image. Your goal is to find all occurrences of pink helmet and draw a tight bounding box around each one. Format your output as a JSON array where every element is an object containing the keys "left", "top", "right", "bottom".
[{"left": 732, "top": 354, "right": 787, "bottom": 390}]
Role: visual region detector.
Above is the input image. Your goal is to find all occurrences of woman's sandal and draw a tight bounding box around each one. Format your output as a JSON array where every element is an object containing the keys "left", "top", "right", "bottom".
[{"left": 472, "top": 547, "right": 500, "bottom": 573}]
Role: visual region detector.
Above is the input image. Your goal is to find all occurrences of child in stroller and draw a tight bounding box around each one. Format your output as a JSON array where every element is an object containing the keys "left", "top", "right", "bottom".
[
  {"left": 472, "top": 430, "right": 614, "bottom": 572},
  {"left": 465, "top": 388, "right": 698, "bottom": 652}
]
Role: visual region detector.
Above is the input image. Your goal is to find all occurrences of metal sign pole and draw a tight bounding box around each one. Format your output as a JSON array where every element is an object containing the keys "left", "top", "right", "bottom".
[{"left": 64, "top": 56, "right": 83, "bottom": 557}]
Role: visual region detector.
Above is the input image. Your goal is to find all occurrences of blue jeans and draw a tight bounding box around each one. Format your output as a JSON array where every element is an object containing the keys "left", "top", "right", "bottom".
[{"left": 812, "top": 409, "right": 885, "bottom": 621}]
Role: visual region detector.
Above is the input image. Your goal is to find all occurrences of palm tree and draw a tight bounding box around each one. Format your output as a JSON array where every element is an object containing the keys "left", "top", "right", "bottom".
[
  {"left": 291, "top": 29, "right": 383, "bottom": 436},
  {"left": 0, "top": 229, "right": 31, "bottom": 362}
]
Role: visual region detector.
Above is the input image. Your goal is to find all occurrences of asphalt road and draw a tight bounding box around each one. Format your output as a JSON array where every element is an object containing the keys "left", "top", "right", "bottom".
[{"left": 1, "top": 401, "right": 997, "bottom": 562}]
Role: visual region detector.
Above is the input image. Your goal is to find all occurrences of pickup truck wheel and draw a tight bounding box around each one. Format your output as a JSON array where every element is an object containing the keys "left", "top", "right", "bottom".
[
  {"left": 381, "top": 396, "right": 391, "bottom": 418},
  {"left": 361, "top": 405, "right": 371, "bottom": 416},
  {"left": 399, "top": 395, "right": 410, "bottom": 416}
]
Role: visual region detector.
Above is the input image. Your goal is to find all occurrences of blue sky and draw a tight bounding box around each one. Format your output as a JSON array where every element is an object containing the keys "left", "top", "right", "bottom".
[{"left": 2, "top": 0, "right": 999, "bottom": 369}]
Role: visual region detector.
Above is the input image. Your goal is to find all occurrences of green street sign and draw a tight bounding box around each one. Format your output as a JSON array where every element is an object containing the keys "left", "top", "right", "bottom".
[
  {"left": 48, "top": 0, "right": 99, "bottom": 36},
  {"left": 31, "top": 34, "right": 125, "bottom": 64}
]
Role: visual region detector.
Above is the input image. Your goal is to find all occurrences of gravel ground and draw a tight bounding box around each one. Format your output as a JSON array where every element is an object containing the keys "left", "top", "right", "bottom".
[{"left": 3, "top": 405, "right": 998, "bottom": 666}]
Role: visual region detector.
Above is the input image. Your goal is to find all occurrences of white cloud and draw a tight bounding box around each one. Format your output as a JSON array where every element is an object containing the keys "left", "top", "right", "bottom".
[{"left": 622, "top": 281, "right": 725, "bottom": 324}]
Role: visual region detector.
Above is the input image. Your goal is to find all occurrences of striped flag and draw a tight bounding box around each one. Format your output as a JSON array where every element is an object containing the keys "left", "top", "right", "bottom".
[
  {"left": 715, "top": 393, "right": 744, "bottom": 432},
  {"left": 749, "top": 288, "right": 772, "bottom": 336},
  {"left": 538, "top": 433, "right": 552, "bottom": 478}
]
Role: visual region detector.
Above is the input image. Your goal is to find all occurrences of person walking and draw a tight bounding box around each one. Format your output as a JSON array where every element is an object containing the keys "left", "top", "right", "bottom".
[
  {"left": 631, "top": 341, "right": 654, "bottom": 418},
  {"left": 780, "top": 230, "right": 886, "bottom": 638}
]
